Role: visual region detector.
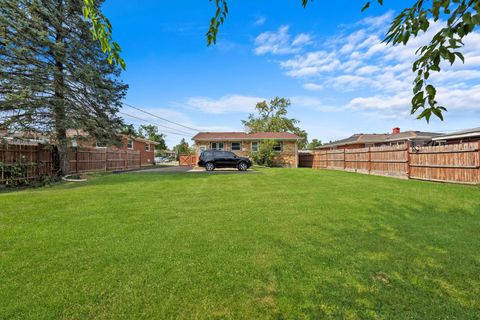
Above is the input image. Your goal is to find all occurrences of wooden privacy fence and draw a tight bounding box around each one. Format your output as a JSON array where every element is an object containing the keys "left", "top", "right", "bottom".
[
  {"left": 179, "top": 154, "right": 197, "bottom": 167},
  {"left": 68, "top": 148, "right": 140, "bottom": 173},
  {"left": 299, "top": 142, "right": 480, "bottom": 184},
  {"left": 0, "top": 144, "right": 141, "bottom": 185},
  {"left": 0, "top": 143, "right": 55, "bottom": 185}
]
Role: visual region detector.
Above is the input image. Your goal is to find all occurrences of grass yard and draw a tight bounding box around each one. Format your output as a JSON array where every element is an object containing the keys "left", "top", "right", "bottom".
[{"left": 1, "top": 169, "right": 479, "bottom": 319}]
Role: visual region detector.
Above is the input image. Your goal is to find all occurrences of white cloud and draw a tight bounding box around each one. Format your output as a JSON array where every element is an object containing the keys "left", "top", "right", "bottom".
[
  {"left": 185, "top": 94, "right": 264, "bottom": 114},
  {"left": 254, "top": 11, "right": 480, "bottom": 120},
  {"left": 292, "top": 33, "right": 313, "bottom": 46},
  {"left": 280, "top": 51, "right": 341, "bottom": 77},
  {"left": 254, "top": 16, "right": 267, "bottom": 26},
  {"left": 345, "top": 84, "right": 480, "bottom": 120},
  {"left": 254, "top": 25, "right": 312, "bottom": 55},
  {"left": 303, "top": 83, "right": 324, "bottom": 91}
]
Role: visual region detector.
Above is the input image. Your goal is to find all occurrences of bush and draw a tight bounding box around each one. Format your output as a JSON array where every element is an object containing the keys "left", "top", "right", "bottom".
[{"left": 251, "top": 140, "right": 277, "bottom": 167}]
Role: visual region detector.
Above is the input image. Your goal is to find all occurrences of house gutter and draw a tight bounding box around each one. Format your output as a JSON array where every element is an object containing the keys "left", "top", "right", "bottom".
[{"left": 432, "top": 132, "right": 480, "bottom": 141}]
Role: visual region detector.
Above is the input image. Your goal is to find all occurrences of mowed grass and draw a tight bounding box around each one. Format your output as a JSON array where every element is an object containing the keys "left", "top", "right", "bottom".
[{"left": 1, "top": 169, "right": 479, "bottom": 320}]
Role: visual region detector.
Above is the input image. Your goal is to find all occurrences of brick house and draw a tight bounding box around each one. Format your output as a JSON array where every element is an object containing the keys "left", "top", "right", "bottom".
[
  {"left": 316, "top": 128, "right": 441, "bottom": 150},
  {"left": 67, "top": 130, "right": 159, "bottom": 166},
  {"left": 192, "top": 132, "right": 301, "bottom": 167}
]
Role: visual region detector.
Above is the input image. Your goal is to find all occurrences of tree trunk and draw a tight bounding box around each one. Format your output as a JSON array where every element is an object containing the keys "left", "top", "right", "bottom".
[{"left": 53, "top": 0, "right": 69, "bottom": 175}]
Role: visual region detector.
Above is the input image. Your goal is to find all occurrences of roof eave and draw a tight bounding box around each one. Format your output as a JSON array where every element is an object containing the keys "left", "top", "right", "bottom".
[{"left": 432, "top": 132, "right": 480, "bottom": 141}]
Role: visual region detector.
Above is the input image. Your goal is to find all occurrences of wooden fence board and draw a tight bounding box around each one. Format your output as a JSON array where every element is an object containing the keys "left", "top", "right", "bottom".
[
  {"left": 298, "top": 141, "right": 480, "bottom": 184},
  {"left": 1, "top": 144, "right": 141, "bottom": 184},
  {"left": 179, "top": 154, "right": 197, "bottom": 167}
]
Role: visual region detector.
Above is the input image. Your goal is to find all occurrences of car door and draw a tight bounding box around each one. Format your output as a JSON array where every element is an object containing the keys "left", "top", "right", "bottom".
[{"left": 220, "top": 151, "right": 237, "bottom": 168}]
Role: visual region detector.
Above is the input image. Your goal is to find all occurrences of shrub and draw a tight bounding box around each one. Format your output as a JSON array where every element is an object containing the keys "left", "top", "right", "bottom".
[{"left": 251, "top": 140, "right": 277, "bottom": 167}]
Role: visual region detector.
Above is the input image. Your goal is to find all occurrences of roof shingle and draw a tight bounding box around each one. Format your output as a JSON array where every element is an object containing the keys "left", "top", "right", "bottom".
[{"left": 192, "top": 132, "right": 301, "bottom": 141}]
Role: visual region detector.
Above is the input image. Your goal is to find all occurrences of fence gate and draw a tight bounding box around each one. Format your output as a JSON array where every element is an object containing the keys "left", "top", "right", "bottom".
[{"left": 179, "top": 154, "right": 197, "bottom": 167}]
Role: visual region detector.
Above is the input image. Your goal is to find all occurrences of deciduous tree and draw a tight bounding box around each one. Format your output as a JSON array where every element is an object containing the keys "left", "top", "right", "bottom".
[
  {"left": 139, "top": 125, "right": 167, "bottom": 151},
  {"left": 242, "top": 97, "right": 308, "bottom": 149}
]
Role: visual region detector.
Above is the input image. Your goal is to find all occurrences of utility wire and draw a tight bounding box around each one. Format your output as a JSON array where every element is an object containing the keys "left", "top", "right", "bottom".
[
  {"left": 120, "top": 110, "right": 195, "bottom": 136},
  {"left": 122, "top": 102, "right": 200, "bottom": 133},
  {"left": 119, "top": 111, "right": 194, "bottom": 138}
]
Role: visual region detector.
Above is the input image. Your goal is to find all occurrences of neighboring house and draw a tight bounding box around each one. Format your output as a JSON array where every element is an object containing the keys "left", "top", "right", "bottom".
[
  {"left": 432, "top": 127, "right": 480, "bottom": 145},
  {"left": 1, "top": 129, "right": 158, "bottom": 166},
  {"left": 192, "top": 132, "right": 301, "bottom": 167},
  {"left": 317, "top": 128, "right": 441, "bottom": 150},
  {"left": 0, "top": 129, "right": 50, "bottom": 145},
  {"left": 66, "top": 130, "right": 159, "bottom": 166}
]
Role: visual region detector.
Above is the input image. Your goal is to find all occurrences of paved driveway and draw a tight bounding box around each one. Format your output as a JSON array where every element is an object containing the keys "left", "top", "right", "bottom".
[
  {"left": 129, "top": 166, "right": 256, "bottom": 174},
  {"left": 130, "top": 166, "right": 192, "bottom": 173}
]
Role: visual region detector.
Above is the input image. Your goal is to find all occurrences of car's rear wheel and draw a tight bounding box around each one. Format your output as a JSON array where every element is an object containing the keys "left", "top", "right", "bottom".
[
  {"left": 238, "top": 162, "right": 248, "bottom": 171},
  {"left": 205, "top": 162, "right": 215, "bottom": 171}
]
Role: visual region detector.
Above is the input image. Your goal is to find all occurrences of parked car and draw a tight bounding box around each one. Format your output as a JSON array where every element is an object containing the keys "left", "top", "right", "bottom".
[{"left": 198, "top": 150, "right": 252, "bottom": 171}]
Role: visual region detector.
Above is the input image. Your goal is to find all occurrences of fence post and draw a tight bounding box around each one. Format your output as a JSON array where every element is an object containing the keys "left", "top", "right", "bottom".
[
  {"left": 36, "top": 145, "right": 40, "bottom": 179},
  {"left": 406, "top": 141, "right": 411, "bottom": 179},
  {"left": 343, "top": 149, "right": 346, "bottom": 171},
  {"left": 75, "top": 147, "right": 78, "bottom": 173},
  {"left": 478, "top": 140, "right": 480, "bottom": 183},
  {"left": 105, "top": 148, "right": 108, "bottom": 172},
  {"left": 368, "top": 147, "right": 371, "bottom": 175}
]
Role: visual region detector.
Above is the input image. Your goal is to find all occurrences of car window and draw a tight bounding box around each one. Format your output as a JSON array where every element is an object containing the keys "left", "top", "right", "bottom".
[
  {"left": 223, "top": 152, "right": 236, "bottom": 159},
  {"left": 201, "top": 151, "right": 212, "bottom": 159}
]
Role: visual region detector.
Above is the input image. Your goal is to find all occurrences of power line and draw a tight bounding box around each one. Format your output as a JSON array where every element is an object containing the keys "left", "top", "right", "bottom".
[
  {"left": 119, "top": 110, "right": 195, "bottom": 136},
  {"left": 119, "top": 111, "right": 194, "bottom": 138},
  {"left": 122, "top": 102, "right": 200, "bottom": 133}
]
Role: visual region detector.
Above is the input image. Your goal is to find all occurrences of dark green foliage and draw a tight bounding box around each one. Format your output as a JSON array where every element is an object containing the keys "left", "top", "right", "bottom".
[
  {"left": 173, "top": 138, "right": 193, "bottom": 158},
  {"left": 251, "top": 139, "right": 276, "bottom": 166},
  {"left": 307, "top": 138, "right": 322, "bottom": 150},
  {"left": 120, "top": 124, "right": 138, "bottom": 136},
  {"left": 242, "top": 97, "right": 308, "bottom": 149},
  {"left": 138, "top": 125, "right": 167, "bottom": 151},
  {"left": 0, "top": 0, "right": 128, "bottom": 173}
]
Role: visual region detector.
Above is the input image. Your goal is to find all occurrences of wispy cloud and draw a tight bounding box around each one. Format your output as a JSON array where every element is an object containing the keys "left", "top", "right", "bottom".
[
  {"left": 254, "top": 25, "right": 312, "bottom": 55},
  {"left": 303, "top": 83, "right": 324, "bottom": 91},
  {"left": 254, "top": 16, "right": 267, "bottom": 26},
  {"left": 184, "top": 94, "right": 264, "bottom": 114},
  {"left": 254, "top": 11, "right": 480, "bottom": 120}
]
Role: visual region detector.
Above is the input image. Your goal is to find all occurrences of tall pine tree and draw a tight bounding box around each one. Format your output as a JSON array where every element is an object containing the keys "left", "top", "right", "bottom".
[{"left": 0, "top": 0, "right": 127, "bottom": 174}]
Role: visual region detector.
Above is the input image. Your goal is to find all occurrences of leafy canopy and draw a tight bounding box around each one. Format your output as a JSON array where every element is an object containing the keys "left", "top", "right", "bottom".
[
  {"left": 173, "top": 138, "right": 193, "bottom": 156},
  {"left": 307, "top": 139, "right": 323, "bottom": 150},
  {"left": 242, "top": 97, "right": 308, "bottom": 149},
  {"left": 138, "top": 125, "right": 167, "bottom": 151}
]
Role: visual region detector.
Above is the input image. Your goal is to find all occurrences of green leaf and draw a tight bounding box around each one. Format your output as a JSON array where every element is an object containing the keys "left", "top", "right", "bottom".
[
  {"left": 361, "top": 2, "right": 370, "bottom": 12},
  {"left": 426, "top": 85, "right": 436, "bottom": 98}
]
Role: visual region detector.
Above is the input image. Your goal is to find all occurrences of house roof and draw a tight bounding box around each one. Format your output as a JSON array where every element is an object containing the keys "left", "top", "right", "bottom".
[
  {"left": 316, "top": 131, "right": 442, "bottom": 149},
  {"left": 66, "top": 129, "right": 160, "bottom": 145},
  {"left": 192, "top": 132, "right": 301, "bottom": 141},
  {"left": 432, "top": 127, "right": 480, "bottom": 141}
]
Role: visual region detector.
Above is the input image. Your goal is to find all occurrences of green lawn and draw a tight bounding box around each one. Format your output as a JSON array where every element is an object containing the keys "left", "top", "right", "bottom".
[{"left": 1, "top": 169, "right": 479, "bottom": 319}]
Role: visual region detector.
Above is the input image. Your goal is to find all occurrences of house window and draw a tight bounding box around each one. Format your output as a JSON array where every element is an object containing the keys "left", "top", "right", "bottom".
[
  {"left": 251, "top": 141, "right": 259, "bottom": 152},
  {"left": 273, "top": 141, "right": 283, "bottom": 152},
  {"left": 211, "top": 142, "right": 224, "bottom": 150},
  {"left": 145, "top": 143, "right": 150, "bottom": 152},
  {"left": 231, "top": 142, "right": 241, "bottom": 151},
  {"left": 127, "top": 139, "right": 134, "bottom": 149},
  {"left": 96, "top": 142, "right": 107, "bottom": 148}
]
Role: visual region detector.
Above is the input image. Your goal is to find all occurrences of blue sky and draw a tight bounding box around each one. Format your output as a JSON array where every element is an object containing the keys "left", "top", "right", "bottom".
[{"left": 103, "top": 1, "right": 480, "bottom": 148}]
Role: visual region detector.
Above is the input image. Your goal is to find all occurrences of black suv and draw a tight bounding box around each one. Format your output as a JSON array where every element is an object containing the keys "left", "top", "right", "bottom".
[{"left": 198, "top": 150, "right": 252, "bottom": 171}]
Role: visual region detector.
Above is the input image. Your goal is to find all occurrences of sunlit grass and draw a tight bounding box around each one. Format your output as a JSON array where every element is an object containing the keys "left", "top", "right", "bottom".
[{"left": 1, "top": 169, "right": 479, "bottom": 319}]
